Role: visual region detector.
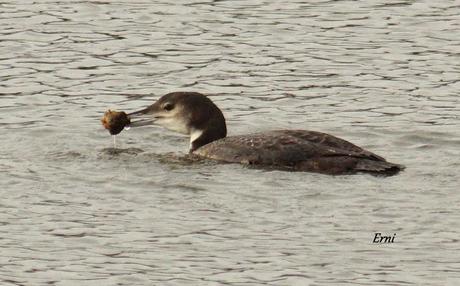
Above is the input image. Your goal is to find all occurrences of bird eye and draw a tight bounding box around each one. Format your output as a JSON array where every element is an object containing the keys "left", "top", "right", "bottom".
[{"left": 163, "top": 103, "right": 174, "bottom": 111}]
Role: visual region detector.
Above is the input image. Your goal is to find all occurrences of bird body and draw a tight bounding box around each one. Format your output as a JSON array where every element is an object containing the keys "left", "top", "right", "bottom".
[{"left": 126, "top": 92, "right": 404, "bottom": 175}]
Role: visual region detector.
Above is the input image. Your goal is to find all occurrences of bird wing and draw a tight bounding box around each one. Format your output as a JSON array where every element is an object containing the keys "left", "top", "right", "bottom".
[{"left": 195, "top": 130, "right": 385, "bottom": 166}]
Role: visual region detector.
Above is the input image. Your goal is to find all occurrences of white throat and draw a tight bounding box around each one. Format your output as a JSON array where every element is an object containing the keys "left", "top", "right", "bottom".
[{"left": 189, "top": 128, "right": 203, "bottom": 149}]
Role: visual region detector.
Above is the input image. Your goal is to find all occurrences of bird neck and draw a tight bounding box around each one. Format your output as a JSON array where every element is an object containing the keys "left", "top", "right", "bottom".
[{"left": 189, "top": 118, "right": 227, "bottom": 152}]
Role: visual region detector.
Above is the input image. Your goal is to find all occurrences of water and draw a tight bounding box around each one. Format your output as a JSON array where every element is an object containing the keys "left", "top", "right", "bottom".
[{"left": 1, "top": 0, "right": 459, "bottom": 285}]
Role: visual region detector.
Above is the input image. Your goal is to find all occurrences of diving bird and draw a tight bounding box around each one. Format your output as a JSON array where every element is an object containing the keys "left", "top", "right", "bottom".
[{"left": 126, "top": 92, "right": 404, "bottom": 175}]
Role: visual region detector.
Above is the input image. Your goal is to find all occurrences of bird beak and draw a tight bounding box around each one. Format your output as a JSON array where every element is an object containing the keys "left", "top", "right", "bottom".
[{"left": 126, "top": 107, "right": 158, "bottom": 127}]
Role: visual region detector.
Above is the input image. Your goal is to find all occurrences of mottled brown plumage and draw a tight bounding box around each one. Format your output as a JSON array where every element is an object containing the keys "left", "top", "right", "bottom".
[{"left": 194, "top": 130, "right": 402, "bottom": 175}]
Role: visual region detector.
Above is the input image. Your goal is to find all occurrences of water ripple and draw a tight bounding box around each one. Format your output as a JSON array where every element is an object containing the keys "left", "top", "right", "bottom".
[{"left": 1, "top": 0, "right": 459, "bottom": 285}]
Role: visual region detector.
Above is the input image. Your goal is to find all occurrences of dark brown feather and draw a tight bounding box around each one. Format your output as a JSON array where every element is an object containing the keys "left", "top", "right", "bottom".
[{"left": 194, "top": 130, "right": 403, "bottom": 175}]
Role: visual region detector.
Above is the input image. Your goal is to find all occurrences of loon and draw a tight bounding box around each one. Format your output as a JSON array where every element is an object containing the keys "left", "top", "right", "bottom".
[{"left": 127, "top": 92, "right": 404, "bottom": 175}]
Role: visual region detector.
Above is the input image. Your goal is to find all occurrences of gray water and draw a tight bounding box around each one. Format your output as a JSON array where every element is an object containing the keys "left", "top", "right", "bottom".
[{"left": 1, "top": 0, "right": 459, "bottom": 285}]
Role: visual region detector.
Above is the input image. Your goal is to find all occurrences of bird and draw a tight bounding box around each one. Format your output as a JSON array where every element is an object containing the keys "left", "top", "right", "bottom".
[{"left": 125, "top": 92, "right": 404, "bottom": 175}]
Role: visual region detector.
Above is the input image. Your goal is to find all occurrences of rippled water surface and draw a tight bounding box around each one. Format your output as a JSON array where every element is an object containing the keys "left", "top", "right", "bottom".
[{"left": 1, "top": 0, "right": 459, "bottom": 285}]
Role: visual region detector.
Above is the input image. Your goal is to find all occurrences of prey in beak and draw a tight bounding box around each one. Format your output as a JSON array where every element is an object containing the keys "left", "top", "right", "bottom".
[{"left": 103, "top": 92, "right": 226, "bottom": 152}]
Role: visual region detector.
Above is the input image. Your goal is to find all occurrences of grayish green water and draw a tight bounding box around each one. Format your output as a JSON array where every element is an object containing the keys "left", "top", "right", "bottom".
[{"left": 1, "top": 0, "right": 459, "bottom": 285}]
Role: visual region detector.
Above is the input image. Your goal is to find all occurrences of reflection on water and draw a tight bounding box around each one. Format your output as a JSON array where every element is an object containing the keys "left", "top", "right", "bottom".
[{"left": 1, "top": 0, "right": 459, "bottom": 285}]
